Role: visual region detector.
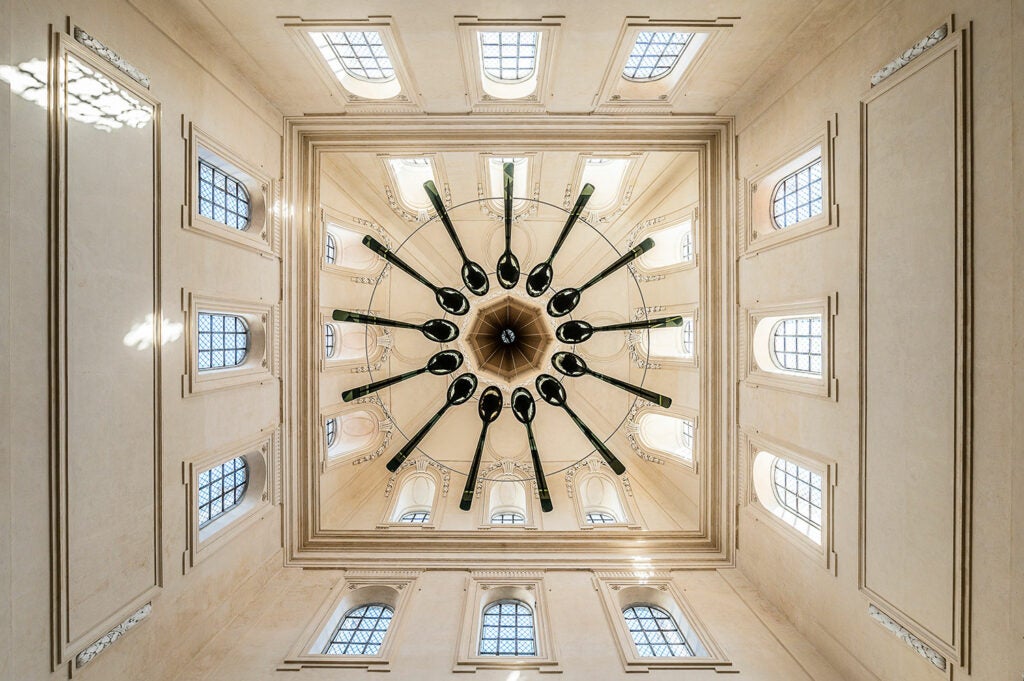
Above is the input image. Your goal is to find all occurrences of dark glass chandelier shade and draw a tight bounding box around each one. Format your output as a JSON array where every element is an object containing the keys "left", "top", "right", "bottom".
[{"left": 336, "top": 166, "right": 680, "bottom": 512}]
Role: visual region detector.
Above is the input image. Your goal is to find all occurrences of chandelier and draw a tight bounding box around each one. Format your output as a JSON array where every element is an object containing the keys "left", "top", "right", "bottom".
[{"left": 333, "top": 163, "right": 680, "bottom": 512}]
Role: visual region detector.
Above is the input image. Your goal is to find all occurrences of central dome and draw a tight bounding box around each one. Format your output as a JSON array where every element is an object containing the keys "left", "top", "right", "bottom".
[{"left": 464, "top": 295, "right": 554, "bottom": 383}]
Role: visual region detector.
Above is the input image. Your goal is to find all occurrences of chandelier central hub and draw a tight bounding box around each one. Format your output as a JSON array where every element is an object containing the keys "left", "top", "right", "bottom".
[{"left": 464, "top": 295, "right": 553, "bottom": 383}]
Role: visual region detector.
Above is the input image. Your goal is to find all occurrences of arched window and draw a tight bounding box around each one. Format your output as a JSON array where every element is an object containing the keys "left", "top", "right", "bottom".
[
  {"left": 576, "top": 466, "right": 631, "bottom": 526},
  {"left": 323, "top": 222, "right": 379, "bottom": 272},
  {"left": 389, "top": 470, "right": 437, "bottom": 524},
  {"left": 773, "top": 457, "right": 823, "bottom": 535},
  {"left": 751, "top": 450, "right": 825, "bottom": 544},
  {"left": 487, "top": 156, "right": 528, "bottom": 211},
  {"left": 586, "top": 511, "right": 616, "bottom": 524},
  {"left": 479, "top": 600, "right": 536, "bottom": 656},
  {"left": 490, "top": 512, "right": 525, "bottom": 525},
  {"left": 323, "top": 604, "right": 394, "bottom": 655},
  {"left": 324, "top": 232, "right": 337, "bottom": 264},
  {"left": 198, "top": 158, "right": 250, "bottom": 230},
  {"left": 622, "top": 605, "right": 694, "bottom": 657},
  {"left": 197, "top": 312, "right": 249, "bottom": 370},
  {"left": 325, "top": 418, "right": 337, "bottom": 447},
  {"left": 324, "top": 323, "right": 336, "bottom": 358},
  {"left": 647, "top": 317, "right": 694, "bottom": 360},
  {"left": 770, "top": 316, "right": 822, "bottom": 375},
  {"left": 579, "top": 157, "right": 631, "bottom": 213},
  {"left": 637, "top": 221, "right": 693, "bottom": 270},
  {"left": 197, "top": 457, "right": 248, "bottom": 528},
  {"left": 324, "top": 322, "right": 382, "bottom": 364},
  {"left": 771, "top": 157, "right": 823, "bottom": 229},
  {"left": 387, "top": 157, "right": 435, "bottom": 213},
  {"left": 622, "top": 32, "right": 694, "bottom": 81},
  {"left": 399, "top": 511, "right": 429, "bottom": 523},
  {"left": 479, "top": 31, "right": 538, "bottom": 82},
  {"left": 326, "top": 409, "right": 383, "bottom": 460},
  {"left": 637, "top": 413, "right": 694, "bottom": 464},
  {"left": 313, "top": 31, "right": 394, "bottom": 82}
]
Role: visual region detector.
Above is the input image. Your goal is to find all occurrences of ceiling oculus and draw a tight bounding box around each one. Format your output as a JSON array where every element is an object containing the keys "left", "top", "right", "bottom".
[{"left": 333, "top": 162, "right": 676, "bottom": 512}]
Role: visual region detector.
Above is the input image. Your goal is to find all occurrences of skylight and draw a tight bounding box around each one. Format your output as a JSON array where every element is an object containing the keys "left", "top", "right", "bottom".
[
  {"left": 310, "top": 31, "right": 395, "bottom": 82},
  {"left": 479, "top": 32, "right": 538, "bottom": 82},
  {"left": 622, "top": 32, "right": 694, "bottom": 81},
  {"left": 579, "top": 158, "right": 631, "bottom": 212},
  {"left": 387, "top": 157, "right": 435, "bottom": 212}
]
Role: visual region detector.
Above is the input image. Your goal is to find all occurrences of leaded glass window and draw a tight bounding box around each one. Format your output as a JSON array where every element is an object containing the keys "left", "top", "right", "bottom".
[
  {"left": 399, "top": 511, "right": 430, "bottom": 523},
  {"left": 622, "top": 32, "right": 694, "bottom": 81},
  {"left": 623, "top": 605, "right": 694, "bottom": 657},
  {"left": 772, "top": 459, "right": 823, "bottom": 532},
  {"left": 770, "top": 316, "right": 822, "bottom": 374},
  {"left": 479, "top": 600, "right": 536, "bottom": 656},
  {"left": 197, "top": 312, "right": 248, "bottom": 370},
  {"left": 325, "top": 418, "right": 337, "bottom": 447},
  {"left": 680, "top": 317, "right": 694, "bottom": 356},
  {"left": 490, "top": 512, "right": 525, "bottom": 525},
  {"left": 198, "top": 158, "right": 250, "bottom": 230},
  {"left": 479, "top": 32, "right": 538, "bottom": 82},
  {"left": 324, "top": 324, "right": 336, "bottom": 358},
  {"left": 198, "top": 457, "right": 248, "bottom": 528},
  {"left": 771, "top": 158, "right": 823, "bottom": 228},
  {"left": 586, "top": 512, "right": 616, "bottom": 524},
  {"left": 323, "top": 604, "right": 393, "bottom": 655},
  {"left": 311, "top": 31, "right": 395, "bottom": 82},
  {"left": 325, "top": 232, "right": 337, "bottom": 264}
]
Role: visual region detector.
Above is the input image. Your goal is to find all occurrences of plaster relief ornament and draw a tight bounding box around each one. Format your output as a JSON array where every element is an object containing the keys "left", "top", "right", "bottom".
[{"left": 341, "top": 161, "right": 678, "bottom": 513}]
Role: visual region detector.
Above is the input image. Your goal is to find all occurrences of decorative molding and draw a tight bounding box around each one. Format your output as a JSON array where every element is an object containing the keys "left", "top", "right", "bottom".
[
  {"left": 870, "top": 24, "right": 948, "bottom": 87},
  {"left": 869, "top": 605, "right": 947, "bottom": 671},
  {"left": 75, "top": 603, "right": 151, "bottom": 669},
  {"left": 72, "top": 26, "right": 149, "bottom": 87},
  {"left": 385, "top": 457, "right": 451, "bottom": 498}
]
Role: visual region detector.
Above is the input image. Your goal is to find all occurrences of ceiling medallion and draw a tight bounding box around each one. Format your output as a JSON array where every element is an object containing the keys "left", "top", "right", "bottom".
[{"left": 334, "top": 163, "right": 676, "bottom": 513}]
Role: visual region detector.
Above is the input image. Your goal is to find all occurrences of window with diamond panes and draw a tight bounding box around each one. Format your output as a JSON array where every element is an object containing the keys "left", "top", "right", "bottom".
[
  {"left": 198, "top": 457, "right": 248, "bottom": 528},
  {"left": 323, "top": 604, "right": 393, "bottom": 655},
  {"left": 399, "top": 511, "right": 430, "bottom": 523},
  {"left": 771, "top": 158, "right": 823, "bottom": 229},
  {"left": 770, "top": 316, "right": 822, "bottom": 375},
  {"left": 586, "top": 512, "right": 616, "bottom": 524},
  {"left": 479, "top": 31, "right": 538, "bottom": 82},
  {"left": 623, "top": 605, "right": 694, "bottom": 657},
  {"left": 324, "top": 324, "right": 336, "bottom": 358},
  {"left": 622, "top": 32, "right": 694, "bottom": 81},
  {"left": 198, "top": 158, "right": 250, "bottom": 230},
  {"left": 479, "top": 600, "right": 536, "bottom": 656},
  {"left": 197, "top": 312, "right": 249, "bottom": 370},
  {"left": 772, "top": 458, "right": 823, "bottom": 538},
  {"left": 325, "top": 232, "right": 337, "bottom": 264},
  {"left": 490, "top": 512, "right": 526, "bottom": 525},
  {"left": 325, "top": 418, "right": 337, "bottom": 447},
  {"left": 311, "top": 31, "right": 395, "bottom": 82}
]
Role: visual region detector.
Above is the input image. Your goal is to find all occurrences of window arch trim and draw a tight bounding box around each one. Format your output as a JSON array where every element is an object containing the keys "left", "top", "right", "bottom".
[
  {"left": 381, "top": 461, "right": 445, "bottom": 528},
  {"left": 321, "top": 403, "right": 391, "bottom": 470},
  {"left": 320, "top": 206, "right": 389, "bottom": 277}
]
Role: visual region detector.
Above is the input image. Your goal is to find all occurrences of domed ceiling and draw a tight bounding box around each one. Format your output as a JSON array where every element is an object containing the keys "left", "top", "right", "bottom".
[{"left": 316, "top": 147, "right": 705, "bottom": 537}]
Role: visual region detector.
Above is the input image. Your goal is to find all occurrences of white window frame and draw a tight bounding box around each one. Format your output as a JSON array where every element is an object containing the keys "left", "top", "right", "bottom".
[
  {"left": 475, "top": 152, "right": 540, "bottom": 219},
  {"left": 320, "top": 402, "right": 391, "bottom": 471},
  {"left": 740, "top": 429, "right": 837, "bottom": 571},
  {"left": 183, "top": 122, "right": 277, "bottom": 257},
  {"left": 318, "top": 309, "right": 390, "bottom": 373},
  {"left": 593, "top": 574, "right": 730, "bottom": 672},
  {"left": 182, "top": 290, "right": 279, "bottom": 396},
  {"left": 379, "top": 458, "right": 446, "bottom": 529},
  {"left": 629, "top": 302, "right": 698, "bottom": 369},
  {"left": 453, "top": 572, "right": 559, "bottom": 673},
  {"left": 594, "top": 17, "right": 732, "bottom": 111},
  {"left": 628, "top": 404, "right": 700, "bottom": 472},
  {"left": 632, "top": 203, "right": 699, "bottom": 275},
  {"left": 378, "top": 153, "right": 452, "bottom": 222},
  {"left": 739, "top": 294, "right": 837, "bottom": 399},
  {"left": 741, "top": 117, "right": 838, "bottom": 255},
  {"left": 479, "top": 475, "right": 538, "bottom": 530},
  {"left": 183, "top": 427, "right": 278, "bottom": 569},
  {"left": 319, "top": 206, "right": 389, "bottom": 280},
  {"left": 564, "top": 152, "right": 645, "bottom": 221},
  {"left": 455, "top": 17, "right": 562, "bottom": 111},
  {"left": 281, "top": 16, "right": 422, "bottom": 110},
  {"left": 281, "top": 572, "right": 418, "bottom": 672},
  {"left": 568, "top": 460, "right": 642, "bottom": 529}
]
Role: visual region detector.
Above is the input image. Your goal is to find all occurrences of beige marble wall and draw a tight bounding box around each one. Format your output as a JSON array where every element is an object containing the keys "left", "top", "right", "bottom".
[
  {"left": 2, "top": 0, "right": 284, "bottom": 678},
  {"left": 727, "top": 1, "right": 1022, "bottom": 679}
]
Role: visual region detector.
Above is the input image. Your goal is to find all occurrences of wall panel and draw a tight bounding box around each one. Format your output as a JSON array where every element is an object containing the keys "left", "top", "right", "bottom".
[{"left": 859, "top": 31, "right": 971, "bottom": 663}]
